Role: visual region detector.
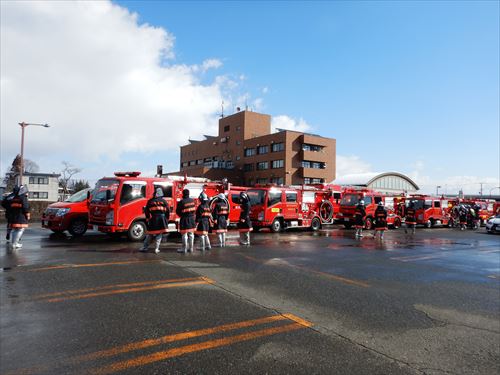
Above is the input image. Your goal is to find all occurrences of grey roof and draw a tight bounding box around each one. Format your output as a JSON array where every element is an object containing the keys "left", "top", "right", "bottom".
[{"left": 333, "top": 172, "right": 419, "bottom": 190}]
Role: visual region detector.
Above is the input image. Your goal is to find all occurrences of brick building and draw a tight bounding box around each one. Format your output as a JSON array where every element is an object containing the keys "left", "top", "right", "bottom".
[{"left": 174, "top": 110, "right": 336, "bottom": 186}]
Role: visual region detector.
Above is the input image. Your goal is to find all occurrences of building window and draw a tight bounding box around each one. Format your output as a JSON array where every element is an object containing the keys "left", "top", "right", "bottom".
[
  {"left": 224, "top": 125, "right": 230, "bottom": 132},
  {"left": 257, "top": 178, "right": 268, "bottom": 185},
  {"left": 196, "top": 159, "right": 203, "bottom": 165},
  {"left": 243, "top": 163, "right": 254, "bottom": 172},
  {"left": 188, "top": 160, "right": 196, "bottom": 166},
  {"left": 271, "top": 160, "right": 284, "bottom": 169},
  {"left": 256, "top": 162, "right": 269, "bottom": 170},
  {"left": 286, "top": 192, "right": 297, "bottom": 202},
  {"left": 236, "top": 126, "right": 241, "bottom": 131},
  {"left": 271, "top": 142, "right": 285, "bottom": 152},
  {"left": 244, "top": 148, "right": 256, "bottom": 157},
  {"left": 270, "top": 177, "right": 284, "bottom": 185},
  {"left": 181, "top": 162, "right": 188, "bottom": 168},
  {"left": 236, "top": 156, "right": 241, "bottom": 161},
  {"left": 257, "top": 145, "right": 269, "bottom": 154},
  {"left": 226, "top": 161, "right": 234, "bottom": 169},
  {"left": 29, "top": 177, "right": 49, "bottom": 184},
  {"left": 304, "top": 178, "right": 311, "bottom": 185},
  {"left": 29, "top": 192, "right": 48, "bottom": 199},
  {"left": 302, "top": 160, "right": 325, "bottom": 169},
  {"left": 311, "top": 178, "right": 324, "bottom": 184},
  {"left": 302, "top": 144, "right": 323, "bottom": 152}
]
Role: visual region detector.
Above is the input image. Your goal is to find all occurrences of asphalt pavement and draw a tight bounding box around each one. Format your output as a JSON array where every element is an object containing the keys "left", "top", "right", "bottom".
[{"left": 1, "top": 224, "right": 499, "bottom": 374}]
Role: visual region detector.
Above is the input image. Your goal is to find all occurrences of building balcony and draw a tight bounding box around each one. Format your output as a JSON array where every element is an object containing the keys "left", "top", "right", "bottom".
[
  {"left": 300, "top": 149, "right": 329, "bottom": 163},
  {"left": 300, "top": 167, "right": 328, "bottom": 179},
  {"left": 300, "top": 134, "right": 331, "bottom": 147}
]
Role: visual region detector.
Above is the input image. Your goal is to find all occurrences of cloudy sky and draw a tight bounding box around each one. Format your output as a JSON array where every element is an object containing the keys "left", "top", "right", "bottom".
[{"left": 1, "top": 1, "right": 498, "bottom": 195}]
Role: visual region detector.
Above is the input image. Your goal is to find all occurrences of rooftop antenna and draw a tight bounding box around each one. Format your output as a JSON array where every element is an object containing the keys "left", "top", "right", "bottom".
[
  {"left": 245, "top": 98, "right": 248, "bottom": 111},
  {"left": 220, "top": 100, "right": 224, "bottom": 118}
]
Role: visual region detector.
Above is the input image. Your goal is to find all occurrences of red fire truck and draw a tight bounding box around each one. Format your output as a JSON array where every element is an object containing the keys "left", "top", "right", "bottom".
[
  {"left": 295, "top": 184, "right": 342, "bottom": 225},
  {"left": 88, "top": 172, "right": 225, "bottom": 241},
  {"left": 407, "top": 195, "right": 450, "bottom": 228},
  {"left": 337, "top": 188, "right": 402, "bottom": 229},
  {"left": 447, "top": 198, "right": 495, "bottom": 226},
  {"left": 246, "top": 185, "right": 323, "bottom": 232}
]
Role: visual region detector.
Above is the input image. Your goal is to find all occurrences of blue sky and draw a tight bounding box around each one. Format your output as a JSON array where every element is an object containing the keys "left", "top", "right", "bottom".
[{"left": 1, "top": 1, "right": 498, "bottom": 194}]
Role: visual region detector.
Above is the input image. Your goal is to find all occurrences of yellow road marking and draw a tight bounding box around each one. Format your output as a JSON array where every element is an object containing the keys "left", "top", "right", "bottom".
[
  {"left": 238, "top": 253, "right": 369, "bottom": 288},
  {"left": 6, "top": 314, "right": 312, "bottom": 375},
  {"left": 33, "top": 277, "right": 203, "bottom": 299},
  {"left": 30, "top": 260, "right": 162, "bottom": 272},
  {"left": 76, "top": 315, "right": 287, "bottom": 362},
  {"left": 44, "top": 279, "right": 213, "bottom": 303},
  {"left": 92, "top": 323, "right": 306, "bottom": 375}
]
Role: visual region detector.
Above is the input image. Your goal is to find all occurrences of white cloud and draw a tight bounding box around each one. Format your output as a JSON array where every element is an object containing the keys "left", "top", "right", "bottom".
[
  {"left": 0, "top": 1, "right": 227, "bottom": 169},
  {"left": 271, "top": 115, "right": 312, "bottom": 133},
  {"left": 262, "top": 87, "right": 269, "bottom": 94},
  {"left": 336, "top": 155, "right": 372, "bottom": 176}
]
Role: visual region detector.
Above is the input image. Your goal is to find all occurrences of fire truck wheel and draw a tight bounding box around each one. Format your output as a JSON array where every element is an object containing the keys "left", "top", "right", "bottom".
[
  {"left": 128, "top": 221, "right": 147, "bottom": 241},
  {"left": 68, "top": 218, "right": 88, "bottom": 236},
  {"left": 365, "top": 218, "right": 373, "bottom": 230},
  {"left": 425, "top": 219, "right": 433, "bottom": 229},
  {"left": 311, "top": 217, "right": 321, "bottom": 231},
  {"left": 271, "top": 218, "right": 282, "bottom": 233}
]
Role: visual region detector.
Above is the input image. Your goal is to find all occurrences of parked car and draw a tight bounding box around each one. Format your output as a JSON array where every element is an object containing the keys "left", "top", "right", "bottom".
[
  {"left": 485, "top": 214, "right": 500, "bottom": 234},
  {"left": 42, "top": 188, "right": 92, "bottom": 236}
]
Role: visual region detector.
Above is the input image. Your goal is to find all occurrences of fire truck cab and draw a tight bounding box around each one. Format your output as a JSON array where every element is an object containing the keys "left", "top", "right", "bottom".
[
  {"left": 247, "top": 186, "right": 322, "bottom": 232},
  {"left": 407, "top": 195, "right": 450, "bottom": 228},
  {"left": 88, "top": 172, "right": 225, "bottom": 241},
  {"left": 338, "top": 189, "right": 383, "bottom": 229}
]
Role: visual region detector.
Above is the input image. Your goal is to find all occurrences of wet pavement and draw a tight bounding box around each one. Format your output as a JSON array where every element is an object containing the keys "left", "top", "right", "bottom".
[{"left": 1, "top": 225, "right": 499, "bottom": 374}]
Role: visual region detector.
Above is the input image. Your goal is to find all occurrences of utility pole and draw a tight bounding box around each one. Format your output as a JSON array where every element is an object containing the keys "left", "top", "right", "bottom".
[
  {"left": 479, "top": 182, "right": 484, "bottom": 196},
  {"left": 18, "top": 122, "right": 50, "bottom": 185}
]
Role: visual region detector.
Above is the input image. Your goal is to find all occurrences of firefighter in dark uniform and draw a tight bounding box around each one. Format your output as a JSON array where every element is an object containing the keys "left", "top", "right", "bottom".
[
  {"left": 405, "top": 200, "right": 417, "bottom": 235},
  {"left": 212, "top": 193, "right": 229, "bottom": 247},
  {"left": 473, "top": 203, "right": 482, "bottom": 229},
  {"left": 354, "top": 200, "right": 366, "bottom": 237},
  {"left": 4, "top": 185, "right": 30, "bottom": 249},
  {"left": 140, "top": 187, "right": 169, "bottom": 253},
  {"left": 195, "top": 192, "right": 212, "bottom": 251},
  {"left": 1, "top": 190, "right": 15, "bottom": 242},
  {"left": 238, "top": 191, "right": 252, "bottom": 245},
  {"left": 176, "top": 189, "right": 196, "bottom": 253},
  {"left": 373, "top": 201, "right": 388, "bottom": 239},
  {"left": 458, "top": 205, "right": 468, "bottom": 230}
]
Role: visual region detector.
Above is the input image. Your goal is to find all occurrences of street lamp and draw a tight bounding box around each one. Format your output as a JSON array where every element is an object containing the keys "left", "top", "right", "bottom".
[
  {"left": 18, "top": 122, "right": 50, "bottom": 185},
  {"left": 436, "top": 185, "right": 442, "bottom": 196}
]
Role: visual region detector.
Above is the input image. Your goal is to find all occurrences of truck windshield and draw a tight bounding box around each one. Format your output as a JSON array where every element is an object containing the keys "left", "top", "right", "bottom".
[
  {"left": 91, "top": 179, "right": 119, "bottom": 203},
  {"left": 340, "top": 194, "right": 360, "bottom": 206},
  {"left": 409, "top": 200, "right": 425, "bottom": 210},
  {"left": 65, "top": 188, "right": 92, "bottom": 203},
  {"left": 247, "top": 189, "right": 266, "bottom": 206}
]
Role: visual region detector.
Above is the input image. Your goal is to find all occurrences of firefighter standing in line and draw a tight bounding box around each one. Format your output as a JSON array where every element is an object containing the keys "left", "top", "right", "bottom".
[
  {"left": 405, "top": 200, "right": 417, "bottom": 235},
  {"left": 212, "top": 193, "right": 229, "bottom": 247},
  {"left": 373, "top": 201, "right": 388, "bottom": 239},
  {"left": 458, "top": 205, "right": 468, "bottom": 230},
  {"left": 140, "top": 187, "right": 169, "bottom": 253},
  {"left": 176, "top": 189, "right": 196, "bottom": 253},
  {"left": 238, "top": 191, "right": 253, "bottom": 245},
  {"left": 1, "top": 190, "right": 15, "bottom": 241},
  {"left": 195, "top": 192, "right": 212, "bottom": 251},
  {"left": 4, "top": 185, "right": 30, "bottom": 249},
  {"left": 354, "top": 200, "right": 366, "bottom": 237}
]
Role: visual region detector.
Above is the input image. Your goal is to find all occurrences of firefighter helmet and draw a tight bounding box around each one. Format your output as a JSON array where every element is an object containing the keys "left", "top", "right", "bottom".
[
  {"left": 155, "top": 187, "right": 164, "bottom": 198},
  {"left": 359, "top": 200, "right": 365, "bottom": 206},
  {"left": 239, "top": 191, "right": 249, "bottom": 201},
  {"left": 199, "top": 192, "right": 208, "bottom": 202},
  {"left": 182, "top": 189, "right": 190, "bottom": 198},
  {"left": 217, "top": 193, "right": 225, "bottom": 201},
  {"left": 378, "top": 201, "right": 384, "bottom": 206}
]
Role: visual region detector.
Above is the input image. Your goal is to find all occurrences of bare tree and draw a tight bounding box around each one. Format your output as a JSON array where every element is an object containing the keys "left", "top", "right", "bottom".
[
  {"left": 2, "top": 154, "right": 39, "bottom": 190},
  {"left": 59, "top": 161, "right": 82, "bottom": 200}
]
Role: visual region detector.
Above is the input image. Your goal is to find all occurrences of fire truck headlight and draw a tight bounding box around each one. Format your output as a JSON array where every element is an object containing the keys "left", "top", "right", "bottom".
[
  {"left": 56, "top": 208, "right": 70, "bottom": 217},
  {"left": 258, "top": 212, "right": 264, "bottom": 221},
  {"left": 105, "top": 211, "right": 114, "bottom": 225}
]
